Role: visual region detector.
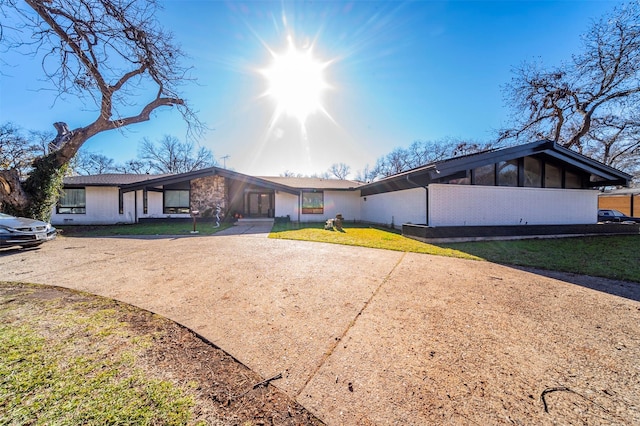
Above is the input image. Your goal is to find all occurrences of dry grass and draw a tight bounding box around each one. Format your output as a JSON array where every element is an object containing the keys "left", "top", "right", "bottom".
[{"left": 0, "top": 282, "right": 322, "bottom": 425}]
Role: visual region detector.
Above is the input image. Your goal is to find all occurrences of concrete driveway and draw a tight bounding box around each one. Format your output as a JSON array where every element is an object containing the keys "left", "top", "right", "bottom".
[{"left": 1, "top": 234, "right": 638, "bottom": 424}]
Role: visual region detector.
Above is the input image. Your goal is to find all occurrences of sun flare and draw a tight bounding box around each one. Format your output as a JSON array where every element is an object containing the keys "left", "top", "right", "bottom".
[{"left": 262, "top": 36, "right": 330, "bottom": 125}]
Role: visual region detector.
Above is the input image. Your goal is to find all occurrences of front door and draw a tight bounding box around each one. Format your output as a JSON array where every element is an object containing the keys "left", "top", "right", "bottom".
[{"left": 248, "top": 192, "right": 272, "bottom": 217}]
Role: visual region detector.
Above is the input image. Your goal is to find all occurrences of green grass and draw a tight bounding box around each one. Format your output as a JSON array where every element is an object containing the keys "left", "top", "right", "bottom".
[
  {"left": 269, "top": 222, "right": 482, "bottom": 260},
  {"left": 0, "top": 287, "right": 197, "bottom": 425},
  {"left": 270, "top": 222, "right": 640, "bottom": 282},
  {"left": 58, "top": 221, "right": 233, "bottom": 237},
  {"left": 441, "top": 235, "right": 640, "bottom": 282}
]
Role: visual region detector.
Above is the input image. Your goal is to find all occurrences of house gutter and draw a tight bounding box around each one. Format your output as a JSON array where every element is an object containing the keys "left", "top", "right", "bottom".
[{"left": 407, "top": 174, "right": 429, "bottom": 226}]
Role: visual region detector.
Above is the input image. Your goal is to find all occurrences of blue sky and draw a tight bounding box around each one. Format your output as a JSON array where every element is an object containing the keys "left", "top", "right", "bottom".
[{"left": 0, "top": 0, "right": 621, "bottom": 177}]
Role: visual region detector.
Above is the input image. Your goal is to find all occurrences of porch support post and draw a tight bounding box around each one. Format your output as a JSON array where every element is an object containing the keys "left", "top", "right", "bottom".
[{"left": 425, "top": 186, "right": 429, "bottom": 226}]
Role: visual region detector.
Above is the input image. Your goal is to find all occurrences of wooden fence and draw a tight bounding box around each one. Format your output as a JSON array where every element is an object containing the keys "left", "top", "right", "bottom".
[{"left": 598, "top": 194, "right": 639, "bottom": 217}]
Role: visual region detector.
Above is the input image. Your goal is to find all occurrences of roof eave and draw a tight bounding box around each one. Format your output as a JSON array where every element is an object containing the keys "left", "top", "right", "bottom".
[{"left": 119, "top": 167, "right": 300, "bottom": 195}]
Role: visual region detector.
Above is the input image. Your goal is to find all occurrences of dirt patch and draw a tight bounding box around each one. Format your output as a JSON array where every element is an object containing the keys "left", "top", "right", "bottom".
[{"left": 0, "top": 282, "right": 322, "bottom": 425}]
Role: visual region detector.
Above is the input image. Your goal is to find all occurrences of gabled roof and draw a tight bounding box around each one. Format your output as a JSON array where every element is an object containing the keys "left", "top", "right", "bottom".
[
  {"left": 63, "top": 169, "right": 364, "bottom": 193},
  {"left": 361, "top": 140, "right": 632, "bottom": 196},
  {"left": 116, "top": 167, "right": 301, "bottom": 195}
]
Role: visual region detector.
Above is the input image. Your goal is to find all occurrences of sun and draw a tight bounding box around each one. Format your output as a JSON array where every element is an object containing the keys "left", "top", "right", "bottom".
[{"left": 261, "top": 36, "right": 330, "bottom": 125}]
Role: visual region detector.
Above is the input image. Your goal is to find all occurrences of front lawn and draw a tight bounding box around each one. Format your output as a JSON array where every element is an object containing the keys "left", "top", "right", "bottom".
[
  {"left": 269, "top": 222, "right": 481, "bottom": 260},
  {"left": 270, "top": 222, "right": 640, "bottom": 282},
  {"left": 441, "top": 235, "right": 640, "bottom": 282},
  {"left": 58, "top": 221, "right": 233, "bottom": 237}
]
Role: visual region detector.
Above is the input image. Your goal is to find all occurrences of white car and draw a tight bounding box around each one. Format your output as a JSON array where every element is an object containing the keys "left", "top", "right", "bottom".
[{"left": 0, "top": 213, "right": 57, "bottom": 248}]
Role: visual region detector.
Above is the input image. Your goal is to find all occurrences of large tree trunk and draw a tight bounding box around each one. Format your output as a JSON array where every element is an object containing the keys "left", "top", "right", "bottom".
[
  {"left": 0, "top": 169, "right": 30, "bottom": 215},
  {"left": 0, "top": 122, "right": 82, "bottom": 221}
]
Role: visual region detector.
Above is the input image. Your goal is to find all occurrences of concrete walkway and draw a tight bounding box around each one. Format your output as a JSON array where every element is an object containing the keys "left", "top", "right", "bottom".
[
  {"left": 1, "top": 235, "right": 638, "bottom": 424},
  {"left": 213, "top": 222, "right": 274, "bottom": 237}
]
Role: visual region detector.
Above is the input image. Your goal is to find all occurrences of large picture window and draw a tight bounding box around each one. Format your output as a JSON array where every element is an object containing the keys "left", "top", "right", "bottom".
[
  {"left": 302, "top": 191, "right": 324, "bottom": 214},
  {"left": 57, "top": 188, "right": 86, "bottom": 214},
  {"left": 565, "top": 171, "right": 582, "bottom": 188},
  {"left": 473, "top": 164, "right": 495, "bottom": 186},
  {"left": 497, "top": 160, "right": 518, "bottom": 186},
  {"left": 523, "top": 157, "right": 542, "bottom": 187},
  {"left": 545, "top": 164, "right": 562, "bottom": 188},
  {"left": 164, "top": 190, "right": 190, "bottom": 214}
]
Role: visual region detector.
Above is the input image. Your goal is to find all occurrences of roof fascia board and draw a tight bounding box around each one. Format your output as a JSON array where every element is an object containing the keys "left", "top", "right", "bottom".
[
  {"left": 541, "top": 150, "right": 626, "bottom": 182},
  {"left": 118, "top": 167, "right": 299, "bottom": 195},
  {"left": 429, "top": 141, "right": 552, "bottom": 179},
  {"left": 549, "top": 143, "right": 633, "bottom": 180}
]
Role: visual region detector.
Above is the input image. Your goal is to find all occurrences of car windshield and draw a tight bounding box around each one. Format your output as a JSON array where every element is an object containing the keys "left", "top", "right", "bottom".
[{"left": 610, "top": 210, "right": 626, "bottom": 217}]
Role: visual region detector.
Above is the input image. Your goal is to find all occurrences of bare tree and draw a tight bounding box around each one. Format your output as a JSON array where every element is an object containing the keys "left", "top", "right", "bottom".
[
  {"left": 0, "top": 123, "right": 41, "bottom": 178},
  {"left": 115, "top": 159, "right": 151, "bottom": 174},
  {"left": 328, "top": 163, "right": 351, "bottom": 180},
  {"left": 0, "top": 0, "right": 200, "bottom": 219},
  {"left": 362, "top": 138, "right": 498, "bottom": 181},
  {"left": 29, "top": 130, "right": 56, "bottom": 157},
  {"left": 71, "top": 151, "right": 117, "bottom": 175},
  {"left": 138, "top": 135, "right": 215, "bottom": 174},
  {"left": 500, "top": 2, "right": 640, "bottom": 180}
]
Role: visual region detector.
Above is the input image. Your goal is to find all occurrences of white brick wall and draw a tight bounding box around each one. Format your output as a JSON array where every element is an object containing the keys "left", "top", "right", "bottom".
[
  {"left": 360, "top": 187, "right": 427, "bottom": 228},
  {"left": 275, "top": 191, "right": 297, "bottom": 219},
  {"left": 428, "top": 184, "right": 598, "bottom": 226}
]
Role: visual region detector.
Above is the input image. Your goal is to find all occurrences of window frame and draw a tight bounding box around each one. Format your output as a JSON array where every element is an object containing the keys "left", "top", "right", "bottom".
[
  {"left": 301, "top": 190, "right": 324, "bottom": 214},
  {"left": 544, "top": 163, "right": 563, "bottom": 188},
  {"left": 163, "top": 189, "right": 191, "bottom": 214},
  {"left": 57, "top": 187, "right": 86, "bottom": 214},
  {"left": 472, "top": 164, "right": 496, "bottom": 186},
  {"left": 523, "top": 157, "right": 542, "bottom": 187},
  {"left": 497, "top": 159, "right": 519, "bottom": 187}
]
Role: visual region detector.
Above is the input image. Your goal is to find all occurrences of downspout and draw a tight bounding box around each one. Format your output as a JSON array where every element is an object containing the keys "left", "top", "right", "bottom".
[
  {"left": 407, "top": 174, "right": 429, "bottom": 226},
  {"left": 298, "top": 190, "right": 302, "bottom": 223}
]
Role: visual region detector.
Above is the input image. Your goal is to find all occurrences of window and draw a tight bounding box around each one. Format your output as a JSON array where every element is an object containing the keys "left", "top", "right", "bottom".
[
  {"left": 447, "top": 177, "right": 470, "bottom": 185},
  {"left": 473, "top": 164, "right": 495, "bottom": 186},
  {"left": 302, "top": 191, "right": 323, "bottom": 214},
  {"left": 164, "top": 190, "right": 190, "bottom": 214},
  {"left": 497, "top": 160, "right": 518, "bottom": 186},
  {"left": 565, "top": 171, "right": 582, "bottom": 188},
  {"left": 57, "top": 188, "right": 86, "bottom": 214},
  {"left": 523, "top": 157, "right": 542, "bottom": 187},
  {"left": 545, "top": 164, "right": 562, "bottom": 188}
]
